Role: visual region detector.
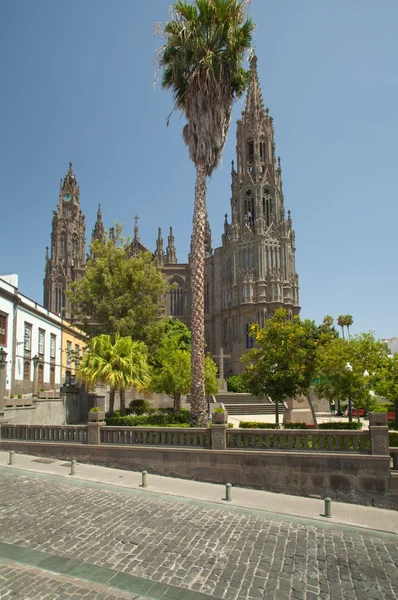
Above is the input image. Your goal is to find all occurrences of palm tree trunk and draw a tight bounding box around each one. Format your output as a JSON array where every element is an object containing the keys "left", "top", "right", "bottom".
[
  {"left": 341, "top": 326, "right": 345, "bottom": 340},
  {"left": 120, "top": 389, "right": 126, "bottom": 416},
  {"left": 174, "top": 393, "right": 181, "bottom": 412},
  {"left": 190, "top": 162, "right": 207, "bottom": 427},
  {"left": 109, "top": 388, "right": 115, "bottom": 416}
]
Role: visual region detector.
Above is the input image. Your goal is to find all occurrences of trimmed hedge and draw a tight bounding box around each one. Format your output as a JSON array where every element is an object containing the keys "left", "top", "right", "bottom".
[
  {"left": 388, "top": 420, "right": 398, "bottom": 431},
  {"left": 318, "top": 421, "right": 363, "bottom": 430},
  {"left": 283, "top": 422, "right": 308, "bottom": 429},
  {"left": 239, "top": 421, "right": 279, "bottom": 429},
  {"left": 389, "top": 432, "right": 398, "bottom": 447},
  {"left": 106, "top": 408, "right": 190, "bottom": 427}
]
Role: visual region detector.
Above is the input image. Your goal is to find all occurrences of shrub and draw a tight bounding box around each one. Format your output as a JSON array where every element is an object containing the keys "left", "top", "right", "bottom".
[
  {"left": 10, "top": 394, "right": 14, "bottom": 399},
  {"left": 388, "top": 420, "right": 398, "bottom": 431},
  {"left": 89, "top": 407, "right": 100, "bottom": 412},
  {"left": 389, "top": 432, "right": 398, "bottom": 447},
  {"left": 374, "top": 403, "right": 395, "bottom": 413},
  {"left": 17, "top": 394, "right": 22, "bottom": 399},
  {"left": 318, "top": 421, "right": 362, "bottom": 430},
  {"left": 214, "top": 407, "right": 225, "bottom": 414},
  {"left": 106, "top": 408, "right": 190, "bottom": 427},
  {"left": 283, "top": 422, "right": 308, "bottom": 429},
  {"left": 40, "top": 388, "right": 45, "bottom": 392},
  {"left": 227, "top": 375, "right": 250, "bottom": 393},
  {"left": 129, "top": 399, "right": 151, "bottom": 415},
  {"left": 239, "top": 421, "right": 279, "bottom": 429}
]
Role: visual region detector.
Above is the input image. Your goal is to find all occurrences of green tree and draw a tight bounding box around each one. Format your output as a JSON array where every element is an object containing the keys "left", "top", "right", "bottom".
[
  {"left": 158, "top": 0, "right": 254, "bottom": 426},
  {"left": 315, "top": 333, "right": 388, "bottom": 417},
  {"left": 226, "top": 374, "right": 250, "bottom": 393},
  {"left": 151, "top": 319, "right": 218, "bottom": 413},
  {"left": 77, "top": 334, "right": 151, "bottom": 416},
  {"left": 373, "top": 353, "right": 398, "bottom": 410},
  {"left": 242, "top": 309, "right": 322, "bottom": 425},
  {"left": 68, "top": 224, "right": 168, "bottom": 349}
]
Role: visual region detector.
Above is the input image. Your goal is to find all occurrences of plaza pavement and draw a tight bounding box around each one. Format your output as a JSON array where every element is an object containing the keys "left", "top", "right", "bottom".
[{"left": 0, "top": 449, "right": 397, "bottom": 599}]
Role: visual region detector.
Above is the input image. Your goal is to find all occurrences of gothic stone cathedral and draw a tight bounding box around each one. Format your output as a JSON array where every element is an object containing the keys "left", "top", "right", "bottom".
[{"left": 43, "top": 57, "right": 300, "bottom": 375}]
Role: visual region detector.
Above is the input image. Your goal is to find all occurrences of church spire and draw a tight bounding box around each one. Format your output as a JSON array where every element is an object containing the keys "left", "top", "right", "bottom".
[
  {"left": 166, "top": 227, "right": 177, "bottom": 264},
  {"left": 91, "top": 204, "right": 105, "bottom": 243},
  {"left": 155, "top": 227, "right": 164, "bottom": 267},
  {"left": 242, "top": 53, "right": 266, "bottom": 123},
  {"left": 133, "top": 215, "right": 140, "bottom": 241}
]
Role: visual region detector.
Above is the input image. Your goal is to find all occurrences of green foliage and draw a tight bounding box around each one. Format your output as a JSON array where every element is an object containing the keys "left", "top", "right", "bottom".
[
  {"left": 239, "top": 421, "right": 279, "bottom": 429},
  {"left": 89, "top": 407, "right": 100, "bottom": 413},
  {"left": 106, "top": 408, "right": 190, "bottom": 427},
  {"left": 77, "top": 334, "right": 151, "bottom": 416},
  {"left": 68, "top": 223, "right": 168, "bottom": 348},
  {"left": 373, "top": 353, "right": 398, "bottom": 405},
  {"left": 151, "top": 319, "right": 218, "bottom": 409},
  {"left": 214, "top": 407, "right": 225, "bottom": 414},
  {"left": 373, "top": 403, "right": 395, "bottom": 413},
  {"left": 226, "top": 374, "right": 250, "bottom": 393},
  {"left": 388, "top": 421, "right": 398, "bottom": 430},
  {"left": 159, "top": 0, "right": 254, "bottom": 112},
  {"left": 283, "top": 422, "right": 308, "bottom": 429},
  {"left": 242, "top": 309, "right": 332, "bottom": 405},
  {"left": 10, "top": 394, "right": 14, "bottom": 399},
  {"left": 315, "top": 333, "right": 389, "bottom": 410},
  {"left": 389, "top": 432, "right": 398, "bottom": 447},
  {"left": 318, "top": 422, "right": 363, "bottom": 430},
  {"left": 129, "top": 399, "right": 151, "bottom": 415},
  {"left": 17, "top": 394, "right": 22, "bottom": 399}
]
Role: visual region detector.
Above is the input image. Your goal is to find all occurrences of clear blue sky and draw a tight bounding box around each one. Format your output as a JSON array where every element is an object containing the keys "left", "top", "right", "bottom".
[{"left": 1, "top": 0, "right": 397, "bottom": 339}]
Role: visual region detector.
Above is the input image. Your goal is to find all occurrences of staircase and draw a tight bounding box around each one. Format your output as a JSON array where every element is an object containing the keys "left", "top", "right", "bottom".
[{"left": 216, "top": 393, "right": 287, "bottom": 416}]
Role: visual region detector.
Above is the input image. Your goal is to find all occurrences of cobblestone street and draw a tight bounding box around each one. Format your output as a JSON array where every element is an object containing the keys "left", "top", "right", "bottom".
[{"left": 0, "top": 470, "right": 397, "bottom": 600}]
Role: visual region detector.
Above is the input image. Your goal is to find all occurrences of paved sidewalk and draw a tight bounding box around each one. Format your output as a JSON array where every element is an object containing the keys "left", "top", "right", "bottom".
[{"left": 1, "top": 450, "right": 397, "bottom": 534}]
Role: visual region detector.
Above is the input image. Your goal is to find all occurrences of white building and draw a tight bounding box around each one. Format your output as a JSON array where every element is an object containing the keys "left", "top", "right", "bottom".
[
  {"left": 383, "top": 337, "right": 398, "bottom": 355},
  {"left": 0, "top": 275, "right": 63, "bottom": 395}
]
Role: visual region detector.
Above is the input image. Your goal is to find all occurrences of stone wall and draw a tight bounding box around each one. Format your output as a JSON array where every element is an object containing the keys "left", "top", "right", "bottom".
[
  {"left": 1, "top": 440, "right": 396, "bottom": 509},
  {"left": 3, "top": 390, "right": 89, "bottom": 425}
]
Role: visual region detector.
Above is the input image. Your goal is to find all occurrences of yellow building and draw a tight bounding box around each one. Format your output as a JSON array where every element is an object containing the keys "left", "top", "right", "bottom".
[{"left": 61, "top": 320, "right": 88, "bottom": 384}]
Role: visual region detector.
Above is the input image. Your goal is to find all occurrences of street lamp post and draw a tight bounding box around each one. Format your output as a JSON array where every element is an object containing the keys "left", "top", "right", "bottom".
[
  {"left": 363, "top": 369, "right": 370, "bottom": 418},
  {"left": 271, "top": 364, "right": 279, "bottom": 426},
  {"left": 345, "top": 362, "right": 353, "bottom": 424},
  {"left": 0, "top": 347, "right": 7, "bottom": 412}
]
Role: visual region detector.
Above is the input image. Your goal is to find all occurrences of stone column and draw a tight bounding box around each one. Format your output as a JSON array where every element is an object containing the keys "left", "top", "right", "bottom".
[
  {"left": 369, "top": 412, "right": 389, "bottom": 455},
  {"left": 87, "top": 422, "right": 102, "bottom": 445},
  {"left": 211, "top": 424, "right": 227, "bottom": 450},
  {"left": 32, "top": 355, "right": 39, "bottom": 398}
]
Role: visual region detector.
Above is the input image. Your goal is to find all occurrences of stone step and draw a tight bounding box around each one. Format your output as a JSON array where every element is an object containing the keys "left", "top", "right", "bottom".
[{"left": 216, "top": 393, "right": 272, "bottom": 405}]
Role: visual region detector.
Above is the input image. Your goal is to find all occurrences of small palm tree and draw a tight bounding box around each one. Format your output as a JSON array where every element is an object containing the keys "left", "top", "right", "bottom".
[
  {"left": 77, "top": 334, "right": 151, "bottom": 416},
  {"left": 159, "top": 0, "right": 254, "bottom": 426}
]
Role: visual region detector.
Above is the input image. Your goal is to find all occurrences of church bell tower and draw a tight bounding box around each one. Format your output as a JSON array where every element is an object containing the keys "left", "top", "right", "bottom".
[{"left": 43, "top": 163, "right": 86, "bottom": 318}]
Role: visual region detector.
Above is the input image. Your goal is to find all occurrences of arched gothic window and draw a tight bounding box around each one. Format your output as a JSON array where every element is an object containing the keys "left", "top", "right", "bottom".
[
  {"left": 60, "top": 232, "right": 67, "bottom": 260},
  {"left": 244, "top": 189, "right": 254, "bottom": 228},
  {"left": 247, "top": 139, "right": 254, "bottom": 162},
  {"left": 170, "top": 286, "right": 184, "bottom": 317},
  {"left": 263, "top": 189, "right": 272, "bottom": 226},
  {"left": 72, "top": 234, "right": 78, "bottom": 261},
  {"left": 259, "top": 138, "right": 266, "bottom": 161}
]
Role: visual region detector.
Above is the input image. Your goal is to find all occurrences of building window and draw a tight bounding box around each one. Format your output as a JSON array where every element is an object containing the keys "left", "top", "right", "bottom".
[
  {"left": 24, "top": 324, "right": 32, "bottom": 352},
  {"left": 245, "top": 324, "right": 254, "bottom": 350},
  {"left": 38, "top": 329, "right": 45, "bottom": 356},
  {"left": 0, "top": 313, "right": 7, "bottom": 346},
  {"left": 50, "top": 335, "right": 56, "bottom": 360},
  {"left": 50, "top": 366, "right": 55, "bottom": 387},
  {"left": 170, "top": 288, "right": 184, "bottom": 317},
  {"left": 24, "top": 361, "right": 30, "bottom": 381},
  {"left": 66, "top": 341, "right": 72, "bottom": 368},
  {"left": 248, "top": 140, "right": 254, "bottom": 162},
  {"left": 38, "top": 364, "right": 44, "bottom": 385},
  {"left": 60, "top": 232, "right": 67, "bottom": 260}
]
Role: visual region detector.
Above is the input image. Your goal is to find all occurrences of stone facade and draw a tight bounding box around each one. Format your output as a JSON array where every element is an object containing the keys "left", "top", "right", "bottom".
[
  {"left": 43, "top": 163, "right": 86, "bottom": 318},
  {"left": 43, "top": 57, "right": 300, "bottom": 374}
]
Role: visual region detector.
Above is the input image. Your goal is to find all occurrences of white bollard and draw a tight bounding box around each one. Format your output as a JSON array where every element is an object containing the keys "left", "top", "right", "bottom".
[
  {"left": 141, "top": 470, "right": 148, "bottom": 488},
  {"left": 8, "top": 451, "right": 15, "bottom": 466},
  {"left": 70, "top": 460, "right": 77, "bottom": 476}
]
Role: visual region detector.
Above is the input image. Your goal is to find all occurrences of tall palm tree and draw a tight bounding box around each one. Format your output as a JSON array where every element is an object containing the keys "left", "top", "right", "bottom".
[
  {"left": 77, "top": 334, "right": 151, "bottom": 416},
  {"left": 345, "top": 314, "right": 353, "bottom": 339},
  {"left": 159, "top": 0, "right": 254, "bottom": 426},
  {"left": 337, "top": 315, "right": 345, "bottom": 340}
]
